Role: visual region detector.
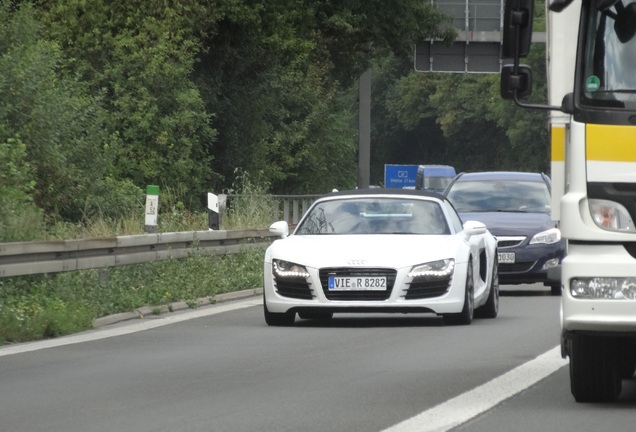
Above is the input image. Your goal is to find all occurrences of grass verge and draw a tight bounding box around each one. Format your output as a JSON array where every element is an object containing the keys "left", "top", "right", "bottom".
[{"left": 0, "top": 245, "right": 267, "bottom": 345}]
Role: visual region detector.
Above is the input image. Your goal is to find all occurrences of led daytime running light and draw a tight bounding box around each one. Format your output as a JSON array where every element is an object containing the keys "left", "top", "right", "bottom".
[
  {"left": 273, "top": 261, "right": 309, "bottom": 278},
  {"left": 408, "top": 260, "right": 455, "bottom": 279}
]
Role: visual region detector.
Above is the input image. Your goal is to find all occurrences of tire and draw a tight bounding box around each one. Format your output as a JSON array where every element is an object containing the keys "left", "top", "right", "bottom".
[
  {"left": 443, "top": 259, "right": 474, "bottom": 325},
  {"left": 569, "top": 334, "right": 621, "bottom": 402},
  {"left": 476, "top": 254, "right": 499, "bottom": 319},
  {"left": 550, "top": 284, "right": 561, "bottom": 296},
  {"left": 263, "top": 297, "right": 295, "bottom": 327},
  {"left": 298, "top": 311, "right": 334, "bottom": 320}
]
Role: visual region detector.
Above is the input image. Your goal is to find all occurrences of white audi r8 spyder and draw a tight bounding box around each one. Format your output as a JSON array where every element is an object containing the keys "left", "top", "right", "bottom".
[{"left": 263, "top": 189, "right": 499, "bottom": 326}]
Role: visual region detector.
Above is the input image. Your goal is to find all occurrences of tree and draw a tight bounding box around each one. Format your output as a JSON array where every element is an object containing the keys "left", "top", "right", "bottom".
[
  {"left": 194, "top": 0, "right": 455, "bottom": 193},
  {"left": 0, "top": 3, "right": 142, "bottom": 222},
  {"left": 40, "top": 1, "right": 217, "bottom": 207}
]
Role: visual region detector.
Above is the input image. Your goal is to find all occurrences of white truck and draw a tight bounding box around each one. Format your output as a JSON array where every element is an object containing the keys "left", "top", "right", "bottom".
[{"left": 501, "top": 0, "right": 636, "bottom": 401}]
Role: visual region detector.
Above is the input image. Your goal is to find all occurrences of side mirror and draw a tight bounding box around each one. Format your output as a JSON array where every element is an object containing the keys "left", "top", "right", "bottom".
[
  {"left": 502, "top": 0, "right": 534, "bottom": 58},
  {"left": 463, "top": 220, "right": 488, "bottom": 239},
  {"left": 615, "top": 2, "right": 636, "bottom": 43},
  {"left": 269, "top": 221, "right": 289, "bottom": 238},
  {"left": 500, "top": 64, "right": 533, "bottom": 99}
]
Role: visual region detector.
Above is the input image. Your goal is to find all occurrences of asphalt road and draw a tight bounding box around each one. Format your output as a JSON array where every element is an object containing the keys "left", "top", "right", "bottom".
[{"left": 1, "top": 284, "right": 635, "bottom": 432}]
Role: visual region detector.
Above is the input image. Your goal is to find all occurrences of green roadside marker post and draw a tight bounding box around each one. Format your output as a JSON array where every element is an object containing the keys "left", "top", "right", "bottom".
[{"left": 144, "top": 185, "right": 159, "bottom": 233}]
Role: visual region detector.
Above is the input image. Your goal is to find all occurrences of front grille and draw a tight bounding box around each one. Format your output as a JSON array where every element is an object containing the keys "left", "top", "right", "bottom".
[
  {"left": 496, "top": 236, "right": 526, "bottom": 248},
  {"left": 274, "top": 278, "right": 314, "bottom": 300},
  {"left": 499, "top": 262, "right": 535, "bottom": 273},
  {"left": 405, "top": 277, "right": 452, "bottom": 299},
  {"left": 319, "top": 268, "right": 396, "bottom": 301}
]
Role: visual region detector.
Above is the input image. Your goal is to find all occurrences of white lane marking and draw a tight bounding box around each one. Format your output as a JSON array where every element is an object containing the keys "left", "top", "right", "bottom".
[
  {"left": 382, "top": 346, "right": 568, "bottom": 432},
  {"left": 0, "top": 298, "right": 262, "bottom": 357}
]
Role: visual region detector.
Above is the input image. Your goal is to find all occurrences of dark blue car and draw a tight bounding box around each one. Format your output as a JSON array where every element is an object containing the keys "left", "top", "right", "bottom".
[{"left": 444, "top": 171, "right": 566, "bottom": 295}]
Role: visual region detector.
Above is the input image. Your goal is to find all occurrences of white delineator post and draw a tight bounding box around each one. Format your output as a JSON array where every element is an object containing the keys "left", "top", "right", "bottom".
[
  {"left": 208, "top": 193, "right": 219, "bottom": 230},
  {"left": 144, "top": 185, "right": 159, "bottom": 233}
]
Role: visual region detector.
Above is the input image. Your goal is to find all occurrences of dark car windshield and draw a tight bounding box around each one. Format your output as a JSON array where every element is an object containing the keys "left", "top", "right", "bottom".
[
  {"left": 446, "top": 179, "right": 551, "bottom": 214},
  {"left": 295, "top": 197, "right": 450, "bottom": 235}
]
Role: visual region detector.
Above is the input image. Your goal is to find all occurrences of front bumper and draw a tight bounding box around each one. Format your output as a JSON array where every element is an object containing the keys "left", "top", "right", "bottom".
[
  {"left": 498, "top": 241, "right": 565, "bottom": 285},
  {"left": 561, "top": 243, "right": 636, "bottom": 333},
  {"left": 263, "top": 262, "right": 470, "bottom": 316}
]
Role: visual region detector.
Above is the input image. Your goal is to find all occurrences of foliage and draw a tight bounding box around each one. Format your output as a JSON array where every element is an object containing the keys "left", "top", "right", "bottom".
[
  {"left": 193, "top": 0, "right": 453, "bottom": 194},
  {"left": 368, "top": 44, "right": 550, "bottom": 183},
  {"left": 0, "top": 136, "right": 47, "bottom": 241},
  {"left": 38, "top": 1, "right": 218, "bottom": 210},
  {"left": 0, "top": 4, "right": 146, "bottom": 224},
  {"left": 222, "top": 169, "right": 277, "bottom": 229}
]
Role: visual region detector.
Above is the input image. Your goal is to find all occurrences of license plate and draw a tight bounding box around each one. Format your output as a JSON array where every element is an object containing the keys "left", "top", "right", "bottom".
[
  {"left": 498, "top": 252, "right": 515, "bottom": 264},
  {"left": 328, "top": 276, "right": 387, "bottom": 291}
]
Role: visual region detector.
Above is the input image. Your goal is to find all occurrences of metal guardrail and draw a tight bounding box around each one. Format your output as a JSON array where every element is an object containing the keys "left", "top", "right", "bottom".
[{"left": 0, "top": 229, "right": 277, "bottom": 278}]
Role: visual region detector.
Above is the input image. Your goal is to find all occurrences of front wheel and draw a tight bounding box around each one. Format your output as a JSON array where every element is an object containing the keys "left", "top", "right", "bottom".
[
  {"left": 476, "top": 254, "right": 498, "bottom": 319},
  {"left": 443, "top": 260, "right": 474, "bottom": 326},
  {"left": 569, "top": 334, "right": 621, "bottom": 402},
  {"left": 263, "top": 298, "right": 295, "bottom": 326},
  {"left": 550, "top": 284, "right": 561, "bottom": 296}
]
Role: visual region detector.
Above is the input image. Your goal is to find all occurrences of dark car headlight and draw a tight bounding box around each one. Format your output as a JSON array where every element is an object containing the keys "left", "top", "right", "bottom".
[
  {"left": 529, "top": 228, "right": 561, "bottom": 245},
  {"left": 272, "top": 259, "right": 310, "bottom": 278},
  {"left": 408, "top": 259, "right": 455, "bottom": 280}
]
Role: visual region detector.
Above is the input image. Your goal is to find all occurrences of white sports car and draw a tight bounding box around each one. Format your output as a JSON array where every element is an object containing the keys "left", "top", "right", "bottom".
[{"left": 263, "top": 189, "right": 499, "bottom": 326}]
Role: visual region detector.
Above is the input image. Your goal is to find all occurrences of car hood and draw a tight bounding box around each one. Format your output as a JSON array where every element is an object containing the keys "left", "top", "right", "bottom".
[
  {"left": 459, "top": 212, "right": 556, "bottom": 236},
  {"left": 266, "top": 235, "right": 466, "bottom": 268}
]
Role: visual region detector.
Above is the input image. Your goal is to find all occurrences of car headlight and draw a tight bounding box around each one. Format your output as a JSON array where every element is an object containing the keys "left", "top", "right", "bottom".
[
  {"left": 589, "top": 199, "right": 636, "bottom": 232},
  {"left": 571, "top": 277, "right": 636, "bottom": 300},
  {"left": 272, "top": 259, "right": 310, "bottom": 278},
  {"left": 529, "top": 228, "right": 561, "bottom": 245},
  {"left": 408, "top": 259, "right": 455, "bottom": 280}
]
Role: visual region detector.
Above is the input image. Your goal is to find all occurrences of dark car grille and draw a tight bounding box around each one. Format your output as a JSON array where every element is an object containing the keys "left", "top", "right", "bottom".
[
  {"left": 273, "top": 278, "right": 314, "bottom": 300},
  {"left": 319, "top": 268, "right": 396, "bottom": 301},
  {"left": 405, "top": 277, "right": 452, "bottom": 299},
  {"left": 499, "top": 262, "right": 535, "bottom": 273},
  {"left": 496, "top": 236, "right": 526, "bottom": 248}
]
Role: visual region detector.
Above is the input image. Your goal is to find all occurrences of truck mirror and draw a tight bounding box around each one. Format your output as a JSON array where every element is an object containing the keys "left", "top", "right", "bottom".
[
  {"left": 502, "top": 0, "right": 534, "bottom": 58},
  {"left": 614, "top": 2, "right": 636, "bottom": 43},
  {"left": 596, "top": 0, "right": 620, "bottom": 10},
  {"left": 500, "top": 65, "right": 533, "bottom": 100}
]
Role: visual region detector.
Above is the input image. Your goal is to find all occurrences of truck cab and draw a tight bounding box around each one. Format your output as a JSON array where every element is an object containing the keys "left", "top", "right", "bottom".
[{"left": 501, "top": 0, "right": 636, "bottom": 402}]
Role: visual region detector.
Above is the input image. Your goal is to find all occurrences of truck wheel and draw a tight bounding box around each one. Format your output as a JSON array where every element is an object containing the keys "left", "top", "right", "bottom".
[{"left": 569, "top": 334, "right": 621, "bottom": 402}]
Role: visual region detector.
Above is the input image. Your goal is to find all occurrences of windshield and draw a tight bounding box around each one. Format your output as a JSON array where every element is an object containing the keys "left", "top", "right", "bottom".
[
  {"left": 446, "top": 180, "right": 551, "bottom": 213},
  {"left": 582, "top": 0, "right": 636, "bottom": 109},
  {"left": 424, "top": 176, "right": 454, "bottom": 192},
  {"left": 295, "top": 197, "right": 450, "bottom": 235}
]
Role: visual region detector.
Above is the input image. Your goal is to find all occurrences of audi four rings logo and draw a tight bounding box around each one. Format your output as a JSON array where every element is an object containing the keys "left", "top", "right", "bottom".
[{"left": 348, "top": 259, "right": 368, "bottom": 265}]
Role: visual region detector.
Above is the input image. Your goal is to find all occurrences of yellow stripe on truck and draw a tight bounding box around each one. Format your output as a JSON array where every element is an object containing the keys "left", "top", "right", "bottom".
[
  {"left": 587, "top": 124, "right": 636, "bottom": 161},
  {"left": 551, "top": 126, "right": 565, "bottom": 162}
]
